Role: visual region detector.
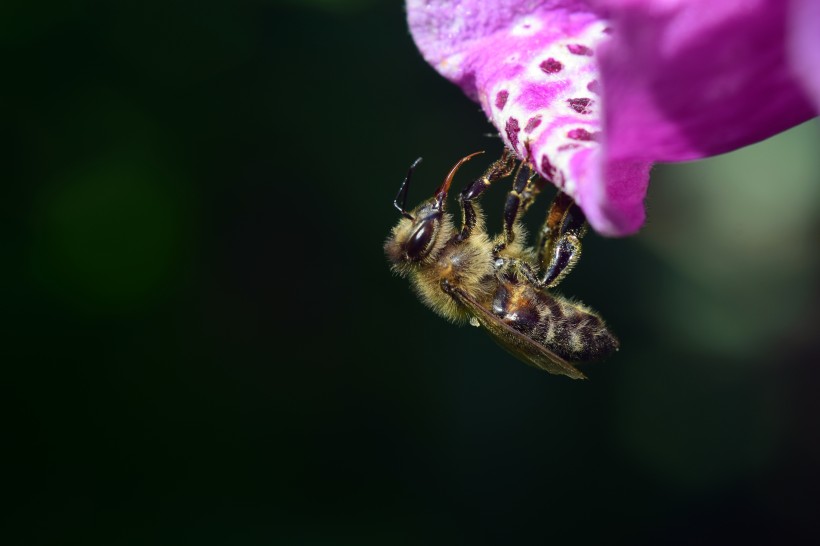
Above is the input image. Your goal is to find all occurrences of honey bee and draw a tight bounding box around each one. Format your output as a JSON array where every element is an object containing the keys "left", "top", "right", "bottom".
[{"left": 384, "top": 149, "right": 618, "bottom": 379}]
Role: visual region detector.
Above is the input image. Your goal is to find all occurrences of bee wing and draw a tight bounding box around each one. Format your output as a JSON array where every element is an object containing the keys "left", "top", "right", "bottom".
[{"left": 447, "top": 285, "right": 587, "bottom": 380}]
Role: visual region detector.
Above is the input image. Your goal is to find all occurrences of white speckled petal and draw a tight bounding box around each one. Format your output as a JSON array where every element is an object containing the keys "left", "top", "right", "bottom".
[
  {"left": 408, "top": 0, "right": 651, "bottom": 236},
  {"left": 407, "top": 0, "right": 820, "bottom": 236}
]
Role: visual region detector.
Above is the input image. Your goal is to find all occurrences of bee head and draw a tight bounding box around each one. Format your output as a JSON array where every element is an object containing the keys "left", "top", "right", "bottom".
[
  {"left": 384, "top": 153, "right": 482, "bottom": 271},
  {"left": 384, "top": 158, "right": 447, "bottom": 269},
  {"left": 384, "top": 201, "right": 447, "bottom": 269}
]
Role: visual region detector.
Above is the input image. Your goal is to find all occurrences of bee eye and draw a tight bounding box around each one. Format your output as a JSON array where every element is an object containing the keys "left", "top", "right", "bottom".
[{"left": 405, "top": 218, "right": 436, "bottom": 260}]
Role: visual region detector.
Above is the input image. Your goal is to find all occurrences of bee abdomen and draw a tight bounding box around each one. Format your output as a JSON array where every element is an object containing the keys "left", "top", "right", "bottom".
[
  {"left": 492, "top": 280, "right": 542, "bottom": 337},
  {"left": 550, "top": 302, "right": 618, "bottom": 362},
  {"left": 492, "top": 280, "right": 617, "bottom": 363}
]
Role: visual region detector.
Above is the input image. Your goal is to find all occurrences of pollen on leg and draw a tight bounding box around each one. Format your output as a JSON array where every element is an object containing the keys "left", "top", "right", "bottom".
[
  {"left": 539, "top": 58, "right": 563, "bottom": 74},
  {"left": 506, "top": 117, "right": 521, "bottom": 149},
  {"left": 495, "top": 90, "right": 509, "bottom": 110},
  {"left": 567, "top": 98, "right": 593, "bottom": 114}
]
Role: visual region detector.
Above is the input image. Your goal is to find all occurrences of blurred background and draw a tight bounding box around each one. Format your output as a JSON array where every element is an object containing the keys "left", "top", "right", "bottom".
[{"left": 5, "top": 0, "right": 820, "bottom": 544}]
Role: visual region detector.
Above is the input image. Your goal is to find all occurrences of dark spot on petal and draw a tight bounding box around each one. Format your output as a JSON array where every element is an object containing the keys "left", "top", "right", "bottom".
[
  {"left": 495, "top": 90, "right": 509, "bottom": 110},
  {"left": 540, "top": 154, "right": 556, "bottom": 177},
  {"left": 567, "top": 44, "right": 593, "bottom": 56},
  {"left": 505, "top": 117, "right": 521, "bottom": 149},
  {"left": 567, "top": 98, "right": 593, "bottom": 114},
  {"left": 587, "top": 80, "right": 601, "bottom": 94},
  {"left": 539, "top": 58, "right": 563, "bottom": 74},
  {"left": 602, "top": 27, "right": 613, "bottom": 34},
  {"left": 558, "top": 143, "right": 581, "bottom": 152},
  {"left": 567, "top": 128, "right": 599, "bottom": 141},
  {"left": 524, "top": 116, "right": 542, "bottom": 133}
]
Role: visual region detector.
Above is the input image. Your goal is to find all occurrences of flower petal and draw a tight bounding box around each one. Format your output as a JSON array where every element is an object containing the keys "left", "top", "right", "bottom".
[
  {"left": 595, "top": 0, "right": 817, "bottom": 162},
  {"left": 408, "top": 0, "right": 649, "bottom": 235},
  {"left": 407, "top": 0, "right": 818, "bottom": 236},
  {"left": 789, "top": 0, "right": 820, "bottom": 112}
]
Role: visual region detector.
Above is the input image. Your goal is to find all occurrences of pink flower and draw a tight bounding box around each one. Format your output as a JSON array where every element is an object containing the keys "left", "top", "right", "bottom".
[{"left": 407, "top": 0, "right": 820, "bottom": 236}]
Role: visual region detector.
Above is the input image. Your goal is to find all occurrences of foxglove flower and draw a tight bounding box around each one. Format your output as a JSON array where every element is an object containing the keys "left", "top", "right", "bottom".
[{"left": 407, "top": 0, "right": 819, "bottom": 236}]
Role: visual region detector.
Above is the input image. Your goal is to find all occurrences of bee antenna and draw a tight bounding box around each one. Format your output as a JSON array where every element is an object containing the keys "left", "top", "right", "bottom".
[{"left": 394, "top": 157, "right": 422, "bottom": 220}]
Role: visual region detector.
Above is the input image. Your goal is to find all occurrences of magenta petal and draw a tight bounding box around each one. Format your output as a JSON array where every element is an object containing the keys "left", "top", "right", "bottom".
[
  {"left": 789, "top": 0, "right": 820, "bottom": 112},
  {"left": 407, "top": 0, "right": 818, "bottom": 236},
  {"left": 596, "top": 0, "right": 817, "bottom": 162},
  {"left": 408, "top": 0, "right": 650, "bottom": 235}
]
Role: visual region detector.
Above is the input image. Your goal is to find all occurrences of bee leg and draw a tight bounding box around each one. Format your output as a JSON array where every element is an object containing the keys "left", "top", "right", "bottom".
[
  {"left": 457, "top": 148, "right": 516, "bottom": 241},
  {"left": 494, "top": 162, "right": 547, "bottom": 255},
  {"left": 537, "top": 192, "right": 588, "bottom": 288}
]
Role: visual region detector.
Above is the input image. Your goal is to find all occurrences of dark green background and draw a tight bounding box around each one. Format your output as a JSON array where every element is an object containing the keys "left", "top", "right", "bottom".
[{"left": 6, "top": 1, "right": 820, "bottom": 543}]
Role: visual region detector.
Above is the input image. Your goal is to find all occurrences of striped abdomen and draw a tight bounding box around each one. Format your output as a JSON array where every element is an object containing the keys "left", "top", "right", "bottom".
[{"left": 491, "top": 278, "right": 618, "bottom": 362}]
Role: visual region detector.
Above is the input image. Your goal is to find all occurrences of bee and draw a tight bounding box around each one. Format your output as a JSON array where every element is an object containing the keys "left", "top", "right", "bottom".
[{"left": 383, "top": 149, "right": 618, "bottom": 379}]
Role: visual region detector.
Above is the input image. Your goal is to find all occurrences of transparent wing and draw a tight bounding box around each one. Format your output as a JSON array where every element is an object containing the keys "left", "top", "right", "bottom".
[{"left": 446, "top": 284, "right": 587, "bottom": 380}]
